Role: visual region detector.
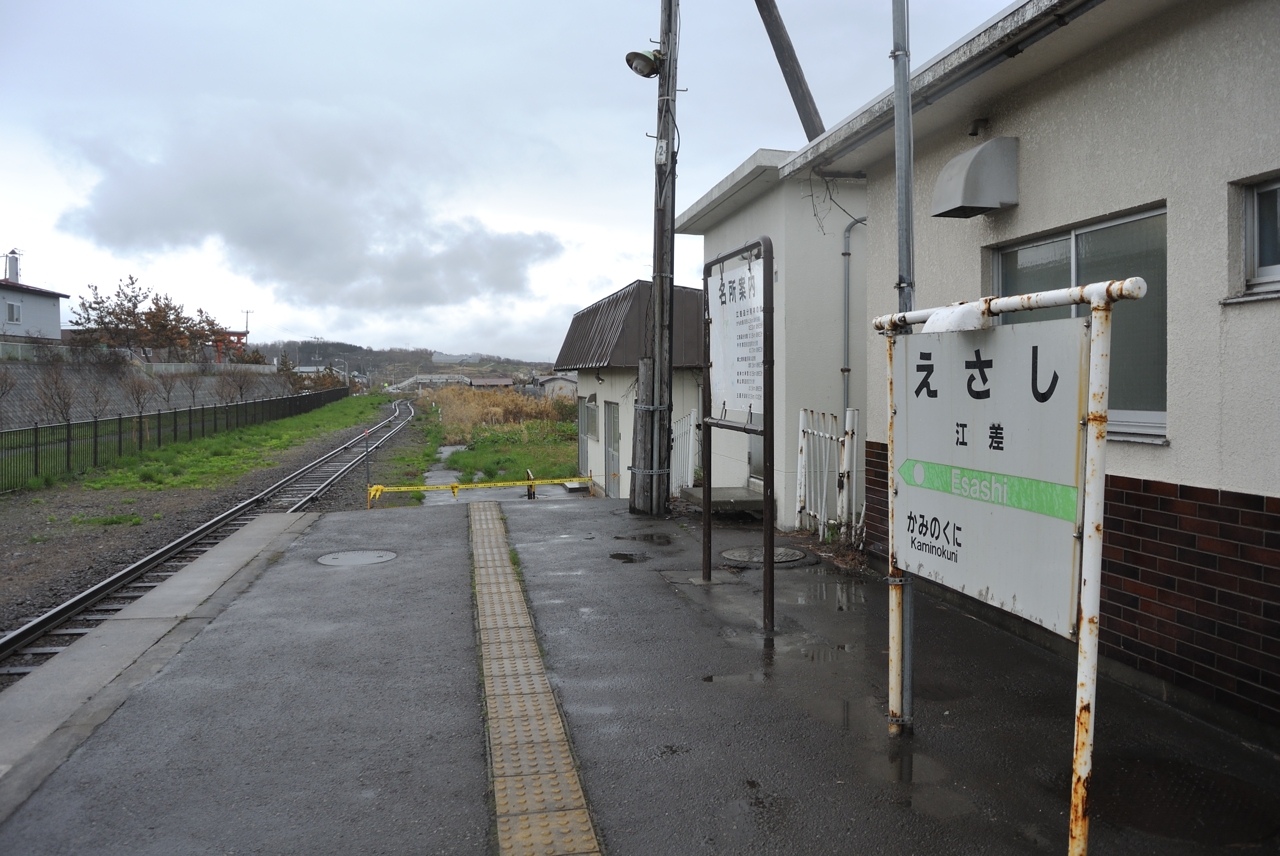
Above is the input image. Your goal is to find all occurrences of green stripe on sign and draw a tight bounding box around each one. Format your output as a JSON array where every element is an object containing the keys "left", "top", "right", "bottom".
[{"left": 897, "top": 459, "right": 1078, "bottom": 522}]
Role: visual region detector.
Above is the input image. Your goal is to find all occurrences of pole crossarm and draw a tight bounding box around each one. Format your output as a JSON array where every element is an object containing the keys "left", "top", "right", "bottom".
[{"left": 873, "top": 278, "right": 1148, "bottom": 332}]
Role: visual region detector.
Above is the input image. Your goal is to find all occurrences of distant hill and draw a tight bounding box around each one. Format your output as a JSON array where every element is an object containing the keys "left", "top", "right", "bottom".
[{"left": 250, "top": 340, "right": 551, "bottom": 386}]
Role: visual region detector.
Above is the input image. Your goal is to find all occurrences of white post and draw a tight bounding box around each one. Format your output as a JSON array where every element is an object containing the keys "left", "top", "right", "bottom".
[
  {"left": 887, "top": 335, "right": 904, "bottom": 735},
  {"left": 796, "top": 408, "right": 809, "bottom": 530},
  {"left": 1069, "top": 298, "right": 1114, "bottom": 855},
  {"left": 839, "top": 407, "right": 855, "bottom": 542}
]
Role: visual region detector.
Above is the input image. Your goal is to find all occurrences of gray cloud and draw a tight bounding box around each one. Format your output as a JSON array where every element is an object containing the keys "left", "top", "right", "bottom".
[{"left": 57, "top": 103, "right": 562, "bottom": 311}]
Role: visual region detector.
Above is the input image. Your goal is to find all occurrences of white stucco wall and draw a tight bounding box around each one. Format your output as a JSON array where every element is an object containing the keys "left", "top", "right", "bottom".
[
  {"left": 862, "top": 0, "right": 1280, "bottom": 497},
  {"left": 699, "top": 177, "right": 870, "bottom": 528},
  {"left": 0, "top": 287, "right": 62, "bottom": 340},
  {"left": 579, "top": 367, "right": 701, "bottom": 499}
]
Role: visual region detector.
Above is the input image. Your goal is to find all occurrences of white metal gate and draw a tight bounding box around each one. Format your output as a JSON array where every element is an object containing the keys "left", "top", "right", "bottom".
[
  {"left": 669, "top": 407, "right": 699, "bottom": 496},
  {"left": 604, "top": 401, "right": 620, "bottom": 498},
  {"left": 796, "top": 408, "right": 858, "bottom": 542}
]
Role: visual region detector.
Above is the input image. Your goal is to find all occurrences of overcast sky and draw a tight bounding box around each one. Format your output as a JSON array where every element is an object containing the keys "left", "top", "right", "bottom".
[{"left": 1, "top": 0, "right": 1013, "bottom": 361}]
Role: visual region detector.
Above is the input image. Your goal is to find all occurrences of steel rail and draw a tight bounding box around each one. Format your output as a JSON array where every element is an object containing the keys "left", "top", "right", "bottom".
[
  {"left": 0, "top": 399, "right": 414, "bottom": 662},
  {"left": 286, "top": 402, "right": 415, "bottom": 512}
]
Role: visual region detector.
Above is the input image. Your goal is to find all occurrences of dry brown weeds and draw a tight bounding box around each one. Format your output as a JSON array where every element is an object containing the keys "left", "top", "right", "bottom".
[{"left": 414, "top": 386, "right": 563, "bottom": 445}]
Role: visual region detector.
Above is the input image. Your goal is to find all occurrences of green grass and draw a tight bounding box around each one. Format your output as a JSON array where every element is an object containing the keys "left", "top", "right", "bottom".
[
  {"left": 79, "top": 394, "right": 394, "bottom": 491},
  {"left": 445, "top": 421, "right": 577, "bottom": 484},
  {"left": 72, "top": 512, "right": 143, "bottom": 526},
  {"left": 382, "top": 409, "right": 445, "bottom": 485}
]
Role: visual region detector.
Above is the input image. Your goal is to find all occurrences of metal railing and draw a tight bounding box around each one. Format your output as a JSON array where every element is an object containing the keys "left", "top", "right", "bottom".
[
  {"left": 669, "top": 406, "right": 699, "bottom": 496},
  {"left": 796, "top": 407, "right": 858, "bottom": 542},
  {"left": 0, "top": 386, "right": 349, "bottom": 492}
]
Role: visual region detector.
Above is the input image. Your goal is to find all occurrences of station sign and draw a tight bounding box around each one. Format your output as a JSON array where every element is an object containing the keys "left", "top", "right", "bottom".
[
  {"left": 708, "top": 258, "right": 764, "bottom": 414},
  {"left": 890, "top": 317, "right": 1089, "bottom": 638}
]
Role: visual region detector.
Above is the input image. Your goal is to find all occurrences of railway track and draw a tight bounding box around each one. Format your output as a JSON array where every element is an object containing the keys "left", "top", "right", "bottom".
[{"left": 0, "top": 399, "right": 415, "bottom": 680}]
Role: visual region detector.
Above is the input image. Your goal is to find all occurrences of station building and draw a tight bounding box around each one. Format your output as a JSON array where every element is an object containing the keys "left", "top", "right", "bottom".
[{"left": 678, "top": 0, "right": 1280, "bottom": 737}]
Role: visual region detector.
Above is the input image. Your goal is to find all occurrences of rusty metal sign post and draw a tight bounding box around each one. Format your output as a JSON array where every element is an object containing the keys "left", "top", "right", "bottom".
[
  {"left": 701, "top": 237, "right": 776, "bottom": 631},
  {"left": 874, "top": 278, "right": 1146, "bottom": 856}
]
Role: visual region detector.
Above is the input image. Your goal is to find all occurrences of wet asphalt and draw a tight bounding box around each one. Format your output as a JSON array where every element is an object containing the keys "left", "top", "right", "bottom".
[
  {"left": 0, "top": 492, "right": 1277, "bottom": 854},
  {"left": 503, "top": 497, "right": 1280, "bottom": 855},
  {"left": 0, "top": 506, "right": 490, "bottom": 855}
]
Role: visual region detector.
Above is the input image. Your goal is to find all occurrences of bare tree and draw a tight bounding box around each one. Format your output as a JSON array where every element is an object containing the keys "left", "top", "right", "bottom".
[
  {"left": 214, "top": 372, "right": 239, "bottom": 404},
  {"left": 0, "top": 364, "right": 15, "bottom": 430},
  {"left": 121, "top": 372, "right": 156, "bottom": 415},
  {"left": 36, "top": 359, "right": 79, "bottom": 423},
  {"left": 226, "top": 365, "right": 260, "bottom": 401},
  {"left": 85, "top": 364, "right": 118, "bottom": 420},
  {"left": 154, "top": 370, "right": 180, "bottom": 408},
  {"left": 179, "top": 372, "right": 204, "bottom": 408}
]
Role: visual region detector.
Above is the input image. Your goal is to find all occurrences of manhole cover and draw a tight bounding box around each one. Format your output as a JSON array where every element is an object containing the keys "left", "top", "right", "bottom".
[
  {"left": 317, "top": 551, "right": 397, "bottom": 567},
  {"left": 721, "top": 547, "right": 807, "bottom": 564}
]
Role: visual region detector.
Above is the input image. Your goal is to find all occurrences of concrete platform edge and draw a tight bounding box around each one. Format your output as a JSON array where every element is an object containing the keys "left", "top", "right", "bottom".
[{"left": 0, "top": 512, "right": 319, "bottom": 823}]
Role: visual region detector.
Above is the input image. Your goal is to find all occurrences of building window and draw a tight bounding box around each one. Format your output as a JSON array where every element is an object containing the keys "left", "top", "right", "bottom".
[
  {"left": 998, "top": 209, "right": 1167, "bottom": 438},
  {"left": 580, "top": 395, "right": 599, "bottom": 439},
  {"left": 5, "top": 302, "right": 18, "bottom": 324},
  {"left": 1247, "top": 178, "right": 1280, "bottom": 292}
]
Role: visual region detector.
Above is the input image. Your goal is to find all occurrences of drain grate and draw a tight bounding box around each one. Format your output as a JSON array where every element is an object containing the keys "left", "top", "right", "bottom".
[{"left": 316, "top": 551, "right": 397, "bottom": 567}]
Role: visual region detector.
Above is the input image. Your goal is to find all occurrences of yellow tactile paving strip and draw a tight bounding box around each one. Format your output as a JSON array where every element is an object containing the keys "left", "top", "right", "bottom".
[{"left": 469, "top": 502, "right": 602, "bottom": 856}]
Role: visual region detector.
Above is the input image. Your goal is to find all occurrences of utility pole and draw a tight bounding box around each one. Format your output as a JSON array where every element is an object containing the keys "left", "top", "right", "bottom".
[
  {"left": 888, "top": 0, "right": 916, "bottom": 738},
  {"left": 629, "top": 0, "right": 678, "bottom": 516},
  {"left": 242, "top": 309, "right": 253, "bottom": 336}
]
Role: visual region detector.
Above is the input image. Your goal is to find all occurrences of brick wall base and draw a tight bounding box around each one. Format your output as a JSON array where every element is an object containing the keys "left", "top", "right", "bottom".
[{"left": 861, "top": 440, "right": 1280, "bottom": 729}]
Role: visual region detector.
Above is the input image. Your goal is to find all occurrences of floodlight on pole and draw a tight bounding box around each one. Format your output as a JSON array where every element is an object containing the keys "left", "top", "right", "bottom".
[
  {"left": 627, "top": 0, "right": 678, "bottom": 517},
  {"left": 625, "top": 50, "right": 662, "bottom": 78}
]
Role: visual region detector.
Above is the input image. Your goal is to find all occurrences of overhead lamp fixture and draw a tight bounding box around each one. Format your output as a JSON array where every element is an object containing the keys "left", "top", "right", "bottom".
[{"left": 625, "top": 50, "right": 661, "bottom": 78}]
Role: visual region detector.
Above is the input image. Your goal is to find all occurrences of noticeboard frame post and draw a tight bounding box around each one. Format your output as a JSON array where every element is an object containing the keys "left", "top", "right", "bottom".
[
  {"left": 874, "top": 277, "right": 1146, "bottom": 856},
  {"left": 701, "top": 236, "right": 775, "bottom": 631}
]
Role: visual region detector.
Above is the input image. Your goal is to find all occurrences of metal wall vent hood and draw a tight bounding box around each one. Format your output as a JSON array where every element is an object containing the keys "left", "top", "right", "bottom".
[{"left": 930, "top": 136, "right": 1018, "bottom": 218}]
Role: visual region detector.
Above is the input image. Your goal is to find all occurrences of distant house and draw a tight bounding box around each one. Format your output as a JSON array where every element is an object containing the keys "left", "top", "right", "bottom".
[
  {"left": 1, "top": 253, "right": 68, "bottom": 343},
  {"left": 535, "top": 374, "right": 577, "bottom": 399},
  {"left": 554, "top": 280, "right": 703, "bottom": 499},
  {"left": 469, "top": 377, "right": 514, "bottom": 389}
]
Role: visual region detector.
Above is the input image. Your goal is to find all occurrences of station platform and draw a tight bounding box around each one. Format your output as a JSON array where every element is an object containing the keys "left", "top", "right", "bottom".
[{"left": 0, "top": 498, "right": 1277, "bottom": 854}]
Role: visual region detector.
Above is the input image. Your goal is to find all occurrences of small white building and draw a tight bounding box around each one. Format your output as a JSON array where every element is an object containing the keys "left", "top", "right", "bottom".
[
  {"left": 1, "top": 252, "right": 67, "bottom": 342},
  {"left": 554, "top": 280, "right": 703, "bottom": 499}
]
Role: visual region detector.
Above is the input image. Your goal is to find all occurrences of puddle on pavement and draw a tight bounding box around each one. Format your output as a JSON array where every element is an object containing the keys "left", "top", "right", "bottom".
[
  {"left": 1091, "top": 755, "right": 1280, "bottom": 845},
  {"left": 794, "top": 580, "right": 865, "bottom": 610},
  {"left": 702, "top": 672, "right": 769, "bottom": 684},
  {"left": 609, "top": 552, "right": 649, "bottom": 563},
  {"left": 614, "top": 533, "right": 673, "bottom": 546}
]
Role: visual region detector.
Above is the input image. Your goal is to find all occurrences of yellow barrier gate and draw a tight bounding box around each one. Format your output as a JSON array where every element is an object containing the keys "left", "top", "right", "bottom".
[{"left": 368, "top": 477, "right": 583, "bottom": 507}]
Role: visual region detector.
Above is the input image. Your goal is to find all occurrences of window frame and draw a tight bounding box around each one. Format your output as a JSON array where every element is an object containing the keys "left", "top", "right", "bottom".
[
  {"left": 1246, "top": 177, "right": 1280, "bottom": 293},
  {"left": 5, "top": 302, "right": 18, "bottom": 324},
  {"left": 995, "top": 207, "right": 1168, "bottom": 441},
  {"left": 580, "top": 394, "right": 599, "bottom": 440}
]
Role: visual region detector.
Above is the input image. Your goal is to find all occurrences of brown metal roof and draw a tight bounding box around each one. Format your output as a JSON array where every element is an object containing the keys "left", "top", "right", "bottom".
[
  {"left": 0, "top": 278, "right": 71, "bottom": 299},
  {"left": 554, "top": 280, "right": 704, "bottom": 371}
]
